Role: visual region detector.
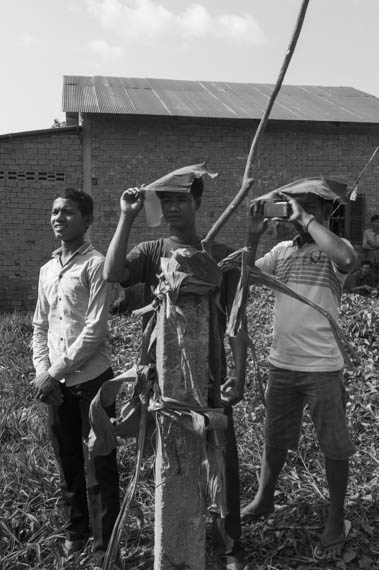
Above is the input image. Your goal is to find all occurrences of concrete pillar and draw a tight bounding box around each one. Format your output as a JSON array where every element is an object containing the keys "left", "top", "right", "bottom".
[{"left": 154, "top": 294, "right": 210, "bottom": 570}]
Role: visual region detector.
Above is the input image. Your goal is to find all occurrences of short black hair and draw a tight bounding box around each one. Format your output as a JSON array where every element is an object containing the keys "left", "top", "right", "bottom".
[
  {"left": 53, "top": 187, "right": 93, "bottom": 217},
  {"left": 371, "top": 214, "right": 379, "bottom": 222},
  {"left": 156, "top": 177, "right": 204, "bottom": 201},
  {"left": 295, "top": 193, "right": 335, "bottom": 219},
  {"left": 190, "top": 177, "right": 204, "bottom": 199}
]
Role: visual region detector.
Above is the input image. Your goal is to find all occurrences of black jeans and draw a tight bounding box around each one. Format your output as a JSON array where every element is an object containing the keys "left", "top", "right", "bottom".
[{"left": 48, "top": 368, "right": 120, "bottom": 564}]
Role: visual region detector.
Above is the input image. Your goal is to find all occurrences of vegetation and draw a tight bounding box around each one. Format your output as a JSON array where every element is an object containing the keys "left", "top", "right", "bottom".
[{"left": 1, "top": 289, "right": 379, "bottom": 569}]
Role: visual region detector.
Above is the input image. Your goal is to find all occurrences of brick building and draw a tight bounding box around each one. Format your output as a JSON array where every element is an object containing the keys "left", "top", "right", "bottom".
[
  {"left": 1, "top": 76, "right": 379, "bottom": 311},
  {"left": 0, "top": 127, "right": 82, "bottom": 310}
]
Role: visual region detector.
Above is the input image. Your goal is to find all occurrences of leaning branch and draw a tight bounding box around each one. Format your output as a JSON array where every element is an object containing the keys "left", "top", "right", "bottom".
[
  {"left": 202, "top": 0, "right": 311, "bottom": 247},
  {"left": 348, "top": 144, "right": 379, "bottom": 200}
]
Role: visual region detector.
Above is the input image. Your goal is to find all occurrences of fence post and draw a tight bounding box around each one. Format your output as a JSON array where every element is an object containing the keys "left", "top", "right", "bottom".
[{"left": 154, "top": 294, "right": 210, "bottom": 570}]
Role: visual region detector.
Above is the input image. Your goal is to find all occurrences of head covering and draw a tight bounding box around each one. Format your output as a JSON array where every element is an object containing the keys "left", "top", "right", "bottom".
[
  {"left": 142, "top": 162, "right": 217, "bottom": 226},
  {"left": 253, "top": 177, "right": 349, "bottom": 205}
]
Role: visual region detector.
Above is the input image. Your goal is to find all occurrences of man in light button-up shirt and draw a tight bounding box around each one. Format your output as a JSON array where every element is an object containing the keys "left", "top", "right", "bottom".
[
  {"left": 32, "top": 187, "right": 119, "bottom": 569},
  {"left": 33, "top": 241, "right": 112, "bottom": 385}
]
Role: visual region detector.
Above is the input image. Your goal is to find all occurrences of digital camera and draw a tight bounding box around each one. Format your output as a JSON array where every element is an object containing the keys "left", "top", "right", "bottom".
[{"left": 263, "top": 201, "right": 291, "bottom": 219}]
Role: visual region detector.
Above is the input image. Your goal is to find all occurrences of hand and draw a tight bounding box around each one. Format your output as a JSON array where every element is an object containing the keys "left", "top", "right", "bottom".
[
  {"left": 32, "top": 371, "right": 60, "bottom": 402},
  {"left": 279, "top": 193, "right": 305, "bottom": 224},
  {"left": 40, "top": 383, "right": 64, "bottom": 406},
  {"left": 248, "top": 200, "right": 268, "bottom": 237},
  {"left": 220, "top": 376, "right": 244, "bottom": 406},
  {"left": 120, "top": 186, "right": 145, "bottom": 217},
  {"left": 242, "top": 177, "right": 255, "bottom": 194}
]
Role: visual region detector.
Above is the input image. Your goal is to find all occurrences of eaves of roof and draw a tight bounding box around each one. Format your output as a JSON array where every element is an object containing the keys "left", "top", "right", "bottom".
[
  {"left": 62, "top": 75, "right": 379, "bottom": 124},
  {"left": 0, "top": 126, "right": 81, "bottom": 140}
]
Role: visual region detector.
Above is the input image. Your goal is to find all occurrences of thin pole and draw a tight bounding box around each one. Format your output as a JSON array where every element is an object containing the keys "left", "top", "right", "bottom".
[
  {"left": 348, "top": 144, "right": 379, "bottom": 200},
  {"left": 202, "top": 0, "right": 310, "bottom": 247}
]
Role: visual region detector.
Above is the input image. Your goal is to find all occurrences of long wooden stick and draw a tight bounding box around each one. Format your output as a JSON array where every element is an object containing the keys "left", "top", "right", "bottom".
[
  {"left": 347, "top": 144, "right": 379, "bottom": 200},
  {"left": 202, "top": 0, "right": 310, "bottom": 247}
]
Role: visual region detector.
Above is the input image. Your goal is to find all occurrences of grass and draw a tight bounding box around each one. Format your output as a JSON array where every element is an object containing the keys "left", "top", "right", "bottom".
[{"left": 1, "top": 289, "right": 379, "bottom": 569}]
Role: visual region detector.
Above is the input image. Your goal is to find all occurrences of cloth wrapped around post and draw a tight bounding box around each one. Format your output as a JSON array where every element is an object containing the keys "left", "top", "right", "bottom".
[{"left": 88, "top": 245, "right": 231, "bottom": 524}]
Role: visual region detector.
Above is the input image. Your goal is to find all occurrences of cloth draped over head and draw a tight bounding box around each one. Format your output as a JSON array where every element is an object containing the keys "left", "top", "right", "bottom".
[
  {"left": 142, "top": 162, "right": 218, "bottom": 226},
  {"left": 253, "top": 177, "right": 349, "bottom": 205}
]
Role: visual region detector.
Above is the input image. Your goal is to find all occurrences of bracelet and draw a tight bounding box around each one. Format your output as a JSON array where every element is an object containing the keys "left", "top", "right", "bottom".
[{"left": 301, "top": 214, "right": 316, "bottom": 232}]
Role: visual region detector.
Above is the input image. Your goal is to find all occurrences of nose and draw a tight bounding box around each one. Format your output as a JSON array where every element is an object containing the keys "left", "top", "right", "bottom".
[{"left": 167, "top": 199, "right": 180, "bottom": 211}]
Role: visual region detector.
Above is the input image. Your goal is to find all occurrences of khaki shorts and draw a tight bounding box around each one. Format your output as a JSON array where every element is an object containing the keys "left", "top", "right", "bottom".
[{"left": 264, "top": 365, "right": 355, "bottom": 460}]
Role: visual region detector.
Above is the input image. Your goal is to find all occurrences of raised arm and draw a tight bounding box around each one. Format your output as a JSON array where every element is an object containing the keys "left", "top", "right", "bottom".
[
  {"left": 103, "top": 187, "right": 144, "bottom": 282},
  {"left": 246, "top": 200, "right": 268, "bottom": 260},
  {"left": 286, "top": 196, "right": 357, "bottom": 272}
]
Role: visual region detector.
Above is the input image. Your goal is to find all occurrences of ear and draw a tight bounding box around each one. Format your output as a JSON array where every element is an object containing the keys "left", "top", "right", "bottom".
[
  {"left": 323, "top": 201, "right": 334, "bottom": 221},
  {"left": 194, "top": 197, "right": 202, "bottom": 211},
  {"left": 84, "top": 213, "right": 94, "bottom": 231}
]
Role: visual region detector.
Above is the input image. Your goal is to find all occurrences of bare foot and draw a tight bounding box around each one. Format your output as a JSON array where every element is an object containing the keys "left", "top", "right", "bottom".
[
  {"left": 314, "top": 520, "right": 350, "bottom": 559},
  {"left": 240, "top": 499, "right": 274, "bottom": 521}
]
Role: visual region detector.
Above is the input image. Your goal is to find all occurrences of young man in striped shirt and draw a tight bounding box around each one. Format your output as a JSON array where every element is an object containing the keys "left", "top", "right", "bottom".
[{"left": 243, "top": 178, "right": 357, "bottom": 559}]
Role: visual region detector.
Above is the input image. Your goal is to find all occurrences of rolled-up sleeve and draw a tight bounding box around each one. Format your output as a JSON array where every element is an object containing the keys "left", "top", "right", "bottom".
[{"left": 255, "top": 248, "right": 277, "bottom": 275}]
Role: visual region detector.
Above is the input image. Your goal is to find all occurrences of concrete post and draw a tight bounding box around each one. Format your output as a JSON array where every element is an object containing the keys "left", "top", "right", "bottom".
[{"left": 154, "top": 294, "right": 210, "bottom": 570}]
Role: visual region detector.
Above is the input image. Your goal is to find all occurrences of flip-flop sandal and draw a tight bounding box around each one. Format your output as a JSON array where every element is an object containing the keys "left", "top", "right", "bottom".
[{"left": 314, "top": 519, "right": 351, "bottom": 559}]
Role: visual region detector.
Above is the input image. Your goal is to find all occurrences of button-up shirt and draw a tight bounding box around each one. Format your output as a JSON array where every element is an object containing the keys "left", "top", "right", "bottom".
[{"left": 32, "top": 242, "right": 112, "bottom": 386}]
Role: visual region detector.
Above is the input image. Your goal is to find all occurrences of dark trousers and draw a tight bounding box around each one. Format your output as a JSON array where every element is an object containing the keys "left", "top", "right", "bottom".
[
  {"left": 48, "top": 368, "right": 120, "bottom": 563},
  {"left": 211, "top": 406, "right": 242, "bottom": 557}
]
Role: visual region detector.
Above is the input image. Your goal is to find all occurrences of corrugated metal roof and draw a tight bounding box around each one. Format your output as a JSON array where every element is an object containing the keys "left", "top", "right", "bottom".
[{"left": 62, "top": 75, "right": 379, "bottom": 123}]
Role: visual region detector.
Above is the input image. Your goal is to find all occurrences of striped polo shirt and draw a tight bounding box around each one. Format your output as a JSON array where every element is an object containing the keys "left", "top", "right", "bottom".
[{"left": 255, "top": 238, "right": 352, "bottom": 371}]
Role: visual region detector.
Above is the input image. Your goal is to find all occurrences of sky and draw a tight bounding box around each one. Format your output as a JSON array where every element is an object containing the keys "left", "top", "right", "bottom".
[{"left": 1, "top": 0, "right": 378, "bottom": 134}]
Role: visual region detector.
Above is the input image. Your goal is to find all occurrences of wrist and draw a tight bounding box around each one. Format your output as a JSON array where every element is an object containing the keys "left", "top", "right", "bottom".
[
  {"left": 247, "top": 230, "right": 263, "bottom": 245},
  {"left": 300, "top": 214, "right": 316, "bottom": 232},
  {"left": 231, "top": 373, "right": 245, "bottom": 386},
  {"left": 120, "top": 210, "right": 137, "bottom": 221},
  {"left": 48, "top": 367, "right": 62, "bottom": 381}
]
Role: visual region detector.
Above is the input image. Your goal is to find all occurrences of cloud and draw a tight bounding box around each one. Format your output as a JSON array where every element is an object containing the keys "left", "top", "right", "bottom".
[
  {"left": 86, "top": 0, "right": 266, "bottom": 44},
  {"left": 88, "top": 39, "right": 124, "bottom": 60},
  {"left": 17, "top": 34, "right": 40, "bottom": 47}
]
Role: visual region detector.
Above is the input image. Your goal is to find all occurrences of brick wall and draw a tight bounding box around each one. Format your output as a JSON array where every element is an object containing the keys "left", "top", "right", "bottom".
[
  {"left": 89, "top": 115, "right": 379, "bottom": 257},
  {"left": 0, "top": 128, "right": 82, "bottom": 311},
  {"left": 2, "top": 116, "right": 379, "bottom": 312}
]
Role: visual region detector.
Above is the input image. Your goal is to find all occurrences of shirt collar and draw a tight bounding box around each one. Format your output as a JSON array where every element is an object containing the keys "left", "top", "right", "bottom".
[
  {"left": 292, "top": 234, "right": 314, "bottom": 248},
  {"left": 52, "top": 241, "right": 93, "bottom": 259}
]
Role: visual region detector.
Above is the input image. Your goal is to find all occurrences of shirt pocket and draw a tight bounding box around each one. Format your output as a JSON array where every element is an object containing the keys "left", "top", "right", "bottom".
[{"left": 61, "top": 275, "right": 87, "bottom": 304}]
